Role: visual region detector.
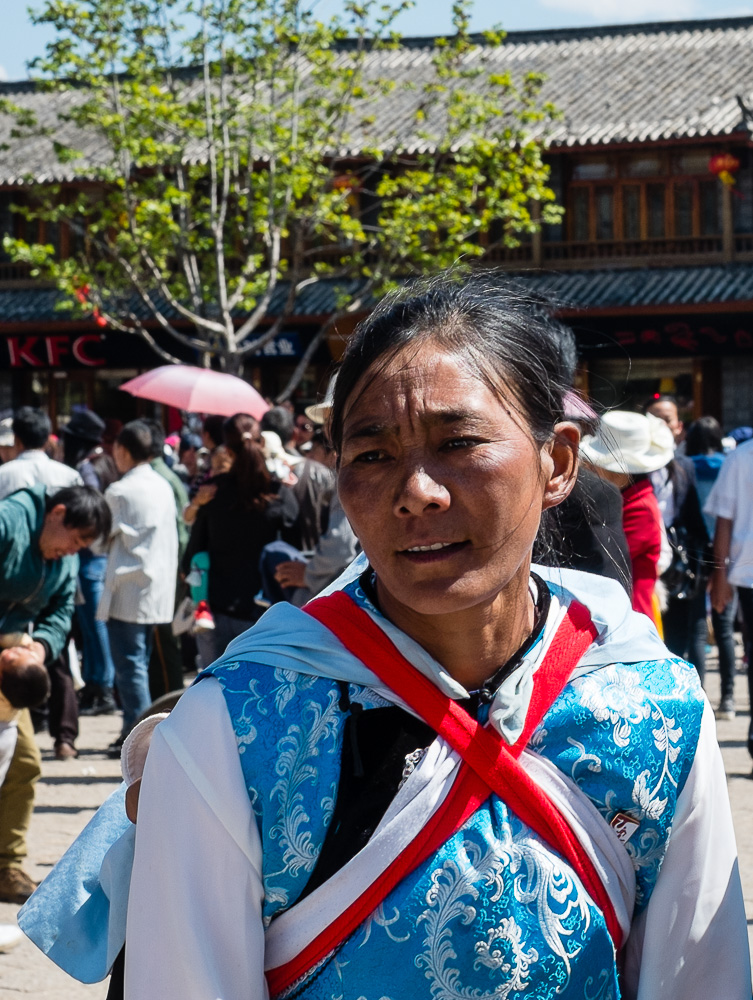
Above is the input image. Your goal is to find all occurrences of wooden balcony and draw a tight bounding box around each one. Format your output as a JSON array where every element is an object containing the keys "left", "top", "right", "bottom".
[
  {"left": 484, "top": 233, "right": 753, "bottom": 270},
  {"left": 0, "top": 260, "right": 36, "bottom": 285}
]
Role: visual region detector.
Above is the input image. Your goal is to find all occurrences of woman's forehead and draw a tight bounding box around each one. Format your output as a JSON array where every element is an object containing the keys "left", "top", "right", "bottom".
[{"left": 342, "top": 346, "right": 511, "bottom": 430}]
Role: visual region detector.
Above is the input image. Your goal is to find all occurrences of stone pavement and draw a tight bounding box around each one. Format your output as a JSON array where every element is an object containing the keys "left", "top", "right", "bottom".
[{"left": 0, "top": 657, "right": 752, "bottom": 998}]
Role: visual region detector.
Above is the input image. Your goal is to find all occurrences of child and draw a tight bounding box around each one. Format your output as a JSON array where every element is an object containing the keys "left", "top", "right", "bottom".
[
  {"left": 0, "top": 638, "right": 51, "bottom": 785},
  {"left": 0, "top": 640, "right": 50, "bottom": 953}
]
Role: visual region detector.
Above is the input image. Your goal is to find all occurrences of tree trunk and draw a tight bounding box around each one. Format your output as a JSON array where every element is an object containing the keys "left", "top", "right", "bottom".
[
  {"left": 218, "top": 350, "right": 244, "bottom": 376},
  {"left": 275, "top": 327, "right": 326, "bottom": 403}
]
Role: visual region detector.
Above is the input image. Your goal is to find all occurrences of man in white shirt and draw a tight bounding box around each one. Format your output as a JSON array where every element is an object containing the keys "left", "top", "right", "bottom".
[
  {"left": 706, "top": 437, "right": 753, "bottom": 763},
  {"left": 97, "top": 421, "right": 178, "bottom": 757},
  {"left": 0, "top": 408, "right": 82, "bottom": 500}
]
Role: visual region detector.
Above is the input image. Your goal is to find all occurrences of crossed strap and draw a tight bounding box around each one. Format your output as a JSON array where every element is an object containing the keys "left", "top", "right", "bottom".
[{"left": 265, "top": 590, "right": 617, "bottom": 997}]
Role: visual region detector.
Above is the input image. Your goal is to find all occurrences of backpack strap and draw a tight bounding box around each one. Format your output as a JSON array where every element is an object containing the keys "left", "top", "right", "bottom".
[{"left": 265, "top": 590, "right": 616, "bottom": 998}]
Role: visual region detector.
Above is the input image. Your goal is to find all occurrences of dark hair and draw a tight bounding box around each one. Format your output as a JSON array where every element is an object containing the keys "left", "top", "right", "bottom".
[
  {"left": 685, "top": 416, "right": 724, "bottom": 456},
  {"left": 330, "top": 271, "right": 576, "bottom": 453},
  {"left": 179, "top": 433, "right": 202, "bottom": 455},
  {"left": 62, "top": 435, "right": 89, "bottom": 470},
  {"left": 143, "top": 418, "right": 166, "bottom": 460},
  {"left": 222, "top": 413, "right": 271, "bottom": 507},
  {"left": 202, "top": 415, "right": 226, "bottom": 450},
  {"left": 645, "top": 394, "right": 679, "bottom": 413},
  {"left": 310, "top": 428, "right": 333, "bottom": 453},
  {"left": 47, "top": 485, "right": 112, "bottom": 542},
  {"left": 261, "top": 406, "right": 295, "bottom": 446},
  {"left": 0, "top": 658, "right": 50, "bottom": 709},
  {"left": 13, "top": 407, "right": 51, "bottom": 450},
  {"left": 117, "top": 420, "right": 153, "bottom": 463}
]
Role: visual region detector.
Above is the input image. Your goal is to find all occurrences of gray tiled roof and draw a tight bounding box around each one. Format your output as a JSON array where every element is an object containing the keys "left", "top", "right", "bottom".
[
  {"left": 519, "top": 263, "right": 753, "bottom": 310},
  {"left": 3, "top": 264, "right": 753, "bottom": 326},
  {"left": 2, "top": 17, "right": 753, "bottom": 185}
]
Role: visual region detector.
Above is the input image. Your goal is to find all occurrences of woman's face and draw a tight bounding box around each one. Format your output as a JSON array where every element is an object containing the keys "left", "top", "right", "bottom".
[{"left": 337, "top": 342, "right": 578, "bottom": 619}]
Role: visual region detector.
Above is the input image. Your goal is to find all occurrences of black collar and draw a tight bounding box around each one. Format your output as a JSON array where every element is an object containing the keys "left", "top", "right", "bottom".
[{"left": 358, "top": 568, "right": 551, "bottom": 706}]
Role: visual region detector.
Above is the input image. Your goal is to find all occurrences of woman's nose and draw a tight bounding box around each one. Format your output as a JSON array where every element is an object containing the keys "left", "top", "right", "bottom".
[{"left": 394, "top": 467, "right": 450, "bottom": 516}]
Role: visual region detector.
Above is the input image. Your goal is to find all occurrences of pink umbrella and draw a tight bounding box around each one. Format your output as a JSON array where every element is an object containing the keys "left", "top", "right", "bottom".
[{"left": 119, "top": 365, "right": 270, "bottom": 420}]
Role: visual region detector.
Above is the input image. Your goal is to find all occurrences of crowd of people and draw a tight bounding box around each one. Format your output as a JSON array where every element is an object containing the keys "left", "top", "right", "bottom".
[
  {"left": 0, "top": 272, "right": 749, "bottom": 995},
  {"left": 0, "top": 396, "right": 358, "bottom": 913}
]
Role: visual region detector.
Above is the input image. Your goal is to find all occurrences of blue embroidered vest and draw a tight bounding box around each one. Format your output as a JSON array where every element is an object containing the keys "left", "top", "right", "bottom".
[{"left": 201, "top": 587, "right": 704, "bottom": 1000}]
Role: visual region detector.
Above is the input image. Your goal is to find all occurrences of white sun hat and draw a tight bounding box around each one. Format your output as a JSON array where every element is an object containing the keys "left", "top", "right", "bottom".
[{"left": 580, "top": 410, "right": 675, "bottom": 475}]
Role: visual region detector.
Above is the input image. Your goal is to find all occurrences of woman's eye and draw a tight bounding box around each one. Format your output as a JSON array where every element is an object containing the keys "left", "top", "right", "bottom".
[
  {"left": 353, "top": 449, "right": 388, "bottom": 463},
  {"left": 441, "top": 437, "right": 479, "bottom": 450}
]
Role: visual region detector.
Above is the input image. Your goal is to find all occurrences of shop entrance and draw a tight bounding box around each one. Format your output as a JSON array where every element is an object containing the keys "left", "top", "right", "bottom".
[{"left": 585, "top": 356, "right": 720, "bottom": 423}]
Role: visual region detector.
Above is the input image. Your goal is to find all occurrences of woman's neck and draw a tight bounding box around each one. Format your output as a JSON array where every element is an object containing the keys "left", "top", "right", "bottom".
[{"left": 375, "top": 569, "right": 535, "bottom": 691}]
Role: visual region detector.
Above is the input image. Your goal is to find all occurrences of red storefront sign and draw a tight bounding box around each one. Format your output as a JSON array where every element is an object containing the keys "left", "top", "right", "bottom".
[{"left": 4, "top": 334, "right": 105, "bottom": 368}]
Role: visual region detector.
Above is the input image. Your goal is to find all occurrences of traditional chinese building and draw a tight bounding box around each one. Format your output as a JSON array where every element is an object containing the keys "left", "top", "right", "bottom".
[{"left": 1, "top": 16, "right": 753, "bottom": 424}]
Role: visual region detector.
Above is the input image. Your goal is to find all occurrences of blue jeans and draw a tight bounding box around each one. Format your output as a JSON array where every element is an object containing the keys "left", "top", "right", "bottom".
[
  {"left": 76, "top": 551, "right": 115, "bottom": 691},
  {"left": 106, "top": 619, "right": 155, "bottom": 736},
  {"left": 687, "top": 588, "right": 736, "bottom": 698}
]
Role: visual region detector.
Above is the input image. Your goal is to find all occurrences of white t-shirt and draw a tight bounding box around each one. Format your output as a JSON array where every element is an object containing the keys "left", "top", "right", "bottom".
[
  {"left": 0, "top": 451, "right": 82, "bottom": 500},
  {"left": 97, "top": 464, "right": 178, "bottom": 624},
  {"left": 703, "top": 438, "right": 753, "bottom": 587}
]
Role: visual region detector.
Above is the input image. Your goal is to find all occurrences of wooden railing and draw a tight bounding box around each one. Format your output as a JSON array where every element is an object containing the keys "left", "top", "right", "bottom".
[
  {"left": 544, "top": 236, "right": 724, "bottom": 261},
  {"left": 0, "top": 261, "right": 34, "bottom": 283},
  {"left": 484, "top": 234, "right": 736, "bottom": 268}
]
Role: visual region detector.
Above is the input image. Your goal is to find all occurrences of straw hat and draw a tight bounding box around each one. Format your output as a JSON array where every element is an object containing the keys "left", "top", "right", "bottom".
[
  {"left": 580, "top": 410, "right": 675, "bottom": 474},
  {"left": 305, "top": 375, "right": 336, "bottom": 426}
]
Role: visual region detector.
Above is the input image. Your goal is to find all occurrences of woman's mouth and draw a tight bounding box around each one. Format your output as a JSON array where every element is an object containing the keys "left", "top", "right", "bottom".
[{"left": 399, "top": 540, "right": 470, "bottom": 563}]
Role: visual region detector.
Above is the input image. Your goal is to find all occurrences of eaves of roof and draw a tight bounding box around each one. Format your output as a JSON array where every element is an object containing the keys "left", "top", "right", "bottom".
[
  {"left": 516, "top": 262, "right": 753, "bottom": 312},
  {"left": 2, "top": 264, "right": 753, "bottom": 329}
]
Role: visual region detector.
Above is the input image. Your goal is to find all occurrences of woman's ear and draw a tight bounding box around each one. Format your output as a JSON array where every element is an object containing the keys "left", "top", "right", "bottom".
[{"left": 542, "top": 422, "right": 580, "bottom": 511}]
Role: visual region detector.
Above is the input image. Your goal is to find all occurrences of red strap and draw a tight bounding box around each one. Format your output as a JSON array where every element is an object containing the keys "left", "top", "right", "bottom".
[{"left": 266, "top": 592, "right": 617, "bottom": 997}]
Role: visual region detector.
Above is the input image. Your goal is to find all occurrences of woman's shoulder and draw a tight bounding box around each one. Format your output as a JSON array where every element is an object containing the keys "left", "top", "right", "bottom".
[
  {"left": 200, "top": 658, "right": 384, "bottom": 754},
  {"left": 531, "top": 655, "right": 705, "bottom": 911},
  {"left": 534, "top": 655, "right": 704, "bottom": 787}
]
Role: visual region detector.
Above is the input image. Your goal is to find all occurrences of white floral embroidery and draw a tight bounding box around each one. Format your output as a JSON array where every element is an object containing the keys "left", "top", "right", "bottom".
[
  {"left": 631, "top": 706, "right": 682, "bottom": 820},
  {"left": 415, "top": 825, "right": 590, "bottom": 999},
  {"left": 272, "top": 667, "right": 317, "bottom": 717},
  {"left": 572, "top": 666, "right": 652, "bottom": 747},
  {"left": 584, "top": 969, "right": 617, "bottom": 1000},
  {"left": 266, "top": 690, "right": 341, "bottom": 895},
  {"left": 359, "top": 904, "right": 411, "bottom": 946},
  {"left": 473, "top": 917, "right": 538, "bottom": 985}
]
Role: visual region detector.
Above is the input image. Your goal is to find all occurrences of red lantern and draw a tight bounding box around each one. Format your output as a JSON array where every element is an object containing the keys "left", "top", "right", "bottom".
[{"left": 709, "top": 153, "right": 741, "bottom": 188}]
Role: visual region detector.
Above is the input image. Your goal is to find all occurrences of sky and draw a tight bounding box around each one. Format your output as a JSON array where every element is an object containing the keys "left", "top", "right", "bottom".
[{"left": 1, "top": 0, "right": 752, "bottom": 82}]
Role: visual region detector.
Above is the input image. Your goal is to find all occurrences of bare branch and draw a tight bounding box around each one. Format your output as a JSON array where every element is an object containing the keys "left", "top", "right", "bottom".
[
  {"left": 101, "top": 311, "right": 183, "bottom": 365},
  {"left": 89, "top": 247, "right": 211, "bottom": 353},
  {"left": 136, "top": 245, "right": 227, "bottom": 335}
]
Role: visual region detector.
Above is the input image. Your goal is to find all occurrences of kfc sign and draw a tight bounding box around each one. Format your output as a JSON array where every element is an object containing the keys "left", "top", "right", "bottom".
[{"left": 3, "top": 335, "right": 105, "bottom": 368}]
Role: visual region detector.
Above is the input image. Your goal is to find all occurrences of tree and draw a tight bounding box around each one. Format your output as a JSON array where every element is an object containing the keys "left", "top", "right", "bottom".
[{"left": 3, "top": 0, "right": 562, "bottom": 397}]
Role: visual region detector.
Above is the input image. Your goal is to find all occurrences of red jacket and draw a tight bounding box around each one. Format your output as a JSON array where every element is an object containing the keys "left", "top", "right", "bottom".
[{"left": 621, "top": 478, "right": 662, "bottom": 625}]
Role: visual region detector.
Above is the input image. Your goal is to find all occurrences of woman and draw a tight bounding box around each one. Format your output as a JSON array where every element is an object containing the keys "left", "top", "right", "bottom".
[
  {"left": 580, "top": 410, "right": 673, "bottom": 629},
  {"left": 21, "top": 276, "right": 749, "bottom": 998},
  {"left": 182, "top": 412, "right": 299, "bottom": 663},
  {"left": 685, "top": 416, "right": 737, "bottom": 713}
]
